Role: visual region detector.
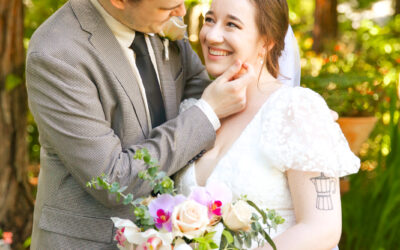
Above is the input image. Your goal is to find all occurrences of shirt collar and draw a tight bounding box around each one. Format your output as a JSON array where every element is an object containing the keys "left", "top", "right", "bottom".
[{"left": 90, "top": 0, "right": 155, "bottom": 48}]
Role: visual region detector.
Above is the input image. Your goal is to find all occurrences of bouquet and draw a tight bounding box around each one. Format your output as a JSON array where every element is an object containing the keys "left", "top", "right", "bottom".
[{"left": 87, "top": 149, "right": 284, "bottom": 250}]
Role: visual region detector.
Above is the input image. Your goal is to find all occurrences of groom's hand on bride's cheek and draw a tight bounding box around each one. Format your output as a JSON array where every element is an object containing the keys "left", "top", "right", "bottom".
[
  {"left": 201, "top": 60, "right": 256, "bottom": 119},
  {"left": 232, "top": 63, "right": 249, "bottom": 80}
]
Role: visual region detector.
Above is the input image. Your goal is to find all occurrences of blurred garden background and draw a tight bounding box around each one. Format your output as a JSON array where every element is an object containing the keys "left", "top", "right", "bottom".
[{"left": 0, "top": 0, "right": 399, "bottom": 249}]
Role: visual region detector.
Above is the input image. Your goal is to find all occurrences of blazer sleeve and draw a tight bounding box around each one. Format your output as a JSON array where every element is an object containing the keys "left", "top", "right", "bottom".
[
  {"left": 178, "top": 39, "right": 211, "bottom": 100},
  {"left": 26, "top": 51, "right": 216, "bottom": 208}
]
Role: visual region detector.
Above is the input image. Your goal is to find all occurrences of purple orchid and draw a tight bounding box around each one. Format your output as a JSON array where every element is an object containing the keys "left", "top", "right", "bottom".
[
  {"left": 189, "top": 181, "right": 232, "bottom": 217},
  {"left": 148, "top": 194, "right": 186, "bottom": 232}
]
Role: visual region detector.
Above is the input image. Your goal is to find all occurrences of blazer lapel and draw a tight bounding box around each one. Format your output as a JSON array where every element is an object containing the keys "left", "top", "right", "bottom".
[
  {"left": 149, "top": 36, "right": 179, "bottom": 120},
  {"left": 70, "top": 0, "right": 149, "bottom": 135}
]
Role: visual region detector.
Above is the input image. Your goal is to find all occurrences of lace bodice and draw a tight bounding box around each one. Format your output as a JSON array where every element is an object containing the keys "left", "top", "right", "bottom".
[{"left": 175, "top": 86, "right": 360, "bottom": 239}]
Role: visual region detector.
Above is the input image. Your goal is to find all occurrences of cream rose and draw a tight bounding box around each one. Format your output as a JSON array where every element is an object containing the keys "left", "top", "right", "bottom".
[
  {"left": 222, "top": 200, "right": 253, "bottom": 231},
  {"left": 171, "top": 200, "right": 210, "bottom": 239}
]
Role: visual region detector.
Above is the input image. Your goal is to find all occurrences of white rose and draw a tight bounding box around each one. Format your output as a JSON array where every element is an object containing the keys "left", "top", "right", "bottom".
[
  {"left": 159, "top": 17, "right": 187, "bottom": 41},
  {"left": 171, "top": 200, "right": 210, "bottom": 239},
  {"left": 222, "top": 200, "right": 253, "bottom": 231}
]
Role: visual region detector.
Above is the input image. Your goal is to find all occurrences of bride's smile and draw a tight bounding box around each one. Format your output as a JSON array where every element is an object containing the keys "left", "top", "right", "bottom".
[{"left": 200, "top": 0, "right": 266, "bottom": 77}]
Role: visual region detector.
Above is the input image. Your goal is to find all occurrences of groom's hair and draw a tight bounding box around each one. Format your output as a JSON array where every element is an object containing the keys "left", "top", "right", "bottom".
[{"left": 251, "top": 0, "right": 289, "bottom": 78}]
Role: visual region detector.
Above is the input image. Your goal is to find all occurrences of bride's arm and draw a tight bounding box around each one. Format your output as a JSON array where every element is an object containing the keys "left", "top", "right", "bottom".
[{"left": 257, "top": 170, "right": 342, "bottom": 250}]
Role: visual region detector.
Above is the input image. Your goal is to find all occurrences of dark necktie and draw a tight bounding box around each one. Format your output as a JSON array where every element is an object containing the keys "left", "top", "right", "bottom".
[{"left": 130, "top": 32, "right": 166, "bottom": 128}]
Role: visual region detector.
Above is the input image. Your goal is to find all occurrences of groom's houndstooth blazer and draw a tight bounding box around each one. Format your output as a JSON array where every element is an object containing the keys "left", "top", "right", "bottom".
[{"left": 26, "top": 0, "right": 215, "bottom": 249}]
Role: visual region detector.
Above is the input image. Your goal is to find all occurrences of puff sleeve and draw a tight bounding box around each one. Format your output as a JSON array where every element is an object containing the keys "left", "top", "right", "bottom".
[{"left": 260, "top": 87, "right": 360, "bottom": 177}]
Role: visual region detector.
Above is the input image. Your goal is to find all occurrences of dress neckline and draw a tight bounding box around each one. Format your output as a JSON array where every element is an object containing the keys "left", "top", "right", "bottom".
[{"left": 193, "top": 84, "right": 290, "bottom": 187}]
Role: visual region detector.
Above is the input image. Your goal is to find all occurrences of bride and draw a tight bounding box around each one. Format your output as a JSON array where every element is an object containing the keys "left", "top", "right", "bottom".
[{"left": 175, "top": 0, "right": 360, "bottom": 249}]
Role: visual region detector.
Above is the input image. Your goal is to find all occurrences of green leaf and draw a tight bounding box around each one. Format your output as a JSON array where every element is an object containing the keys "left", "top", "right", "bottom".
[
  {"left": 123, "top": 193, "right": 134, "bottom": 205},
  {"left": 156, "top": 171, "right": 166, "bottom": 180},
  {"left": 252, "top": 213, "right": 260, "bottom": 221},
  {"left": 143, "top": 209, "right": 152, "bottom": 220},
  {"left": 5, "top": 74, "right": 22, "bottom": 91},
  {"left": 204, "top": 231, "right": 216, "bottom": 240},
  {"left": 142, "top": 148, "right": 150, "bottom": 155},
  {"left": 144, "top": 154, "right": 151, "bottom": 163},
  {"left": 234, "top": 235, "right": 242, "bottom": 249},
  {"left": 260, "top": 229, "right": 277, "bottom": 250},
  {"left": 97, "top": 176, "right": 104, "bottom": 185},
  {"left": 133, "top": 150, "right": 143, "bottom": 160},
  {"left": 267, "top": 209, "right": 276, "bottom": 220},
  {"left": 209, "top": 242, "right": 219, "bottom": 249},
  {"left": 244, "top": 233, "right": 252, "bottom": 248},
  {"left": 247, "top": 200, "right": 267, "bottom": 224},
  {"left": 194, "top": 237, "right": 207, "bottom": 244},
  {"left": 198, "top": 243, "right": 207, "bottom": 250},
  {"left": 251, "top": 222, "right": 257, "bottom": 231},
  {"left": 134, "top": 207, "right": 144, "bottom": 218},
  {"left": 148, "top": 167, "right": 158, "bottom": 177},
  {"left": 138, "top": 171, "right": 146, "bottom": 179},
  {"left": 153, "top": 185, "right": 162, "bottom": 195},
  {"left": 222, "top": 230, "right": 234, "bottom": 244},
  {"left": 23, "top": 236, "right": 31, "bottom": 248},
  {"left": 274, "top": 216, "right": 285, "bottom": 225},
  {"left": 110, "top": 182, "right": 120, "bottom": 193},
  {"left": 161, "top": 177, "right": 174, "bottom": 190}
]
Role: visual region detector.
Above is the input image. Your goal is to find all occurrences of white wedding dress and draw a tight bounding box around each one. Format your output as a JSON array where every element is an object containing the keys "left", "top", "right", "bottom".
[{"left": 175, "top": 85, "right": 360, "bottom": 242}]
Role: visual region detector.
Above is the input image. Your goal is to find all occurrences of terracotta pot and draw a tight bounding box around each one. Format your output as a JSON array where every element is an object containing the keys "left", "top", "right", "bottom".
[
  {"left": 337, "top": 116, "right": 378, "bottom": 155},
  {"left": 340, "top": 177, "right": 350, "bottom": 194}
]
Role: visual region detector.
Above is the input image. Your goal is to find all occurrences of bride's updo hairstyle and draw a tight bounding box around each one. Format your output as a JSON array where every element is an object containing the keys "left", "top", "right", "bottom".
[{"left": 251, "top": 0, "right": 289, "bottom": 78}]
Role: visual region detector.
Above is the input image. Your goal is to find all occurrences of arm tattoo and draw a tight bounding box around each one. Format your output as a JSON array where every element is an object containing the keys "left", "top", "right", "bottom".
[{"left": 310, "top": 172, "right": 336, "bottom": 210}]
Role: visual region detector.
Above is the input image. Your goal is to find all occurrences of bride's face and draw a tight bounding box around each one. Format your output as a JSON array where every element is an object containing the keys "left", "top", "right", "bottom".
[{"left": 200, "top": 0, "right": 264, "bottom": 77}]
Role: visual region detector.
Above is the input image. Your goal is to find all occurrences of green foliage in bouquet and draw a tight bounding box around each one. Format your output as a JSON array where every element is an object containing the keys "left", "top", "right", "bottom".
[
  {"left": 216, "top": 203, "right": 284, "bottom": 250},
  {"left": 87, "top": 149, "right": 285, "bottom": 250},
  {"left": 87, "top": 148, "right": 175, "bottom": 230}
]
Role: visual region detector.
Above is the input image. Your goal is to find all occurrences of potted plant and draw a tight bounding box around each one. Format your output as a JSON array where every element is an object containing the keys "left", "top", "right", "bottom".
[{"left": 302, "top": 72, "right": 382, "bottom": 155}]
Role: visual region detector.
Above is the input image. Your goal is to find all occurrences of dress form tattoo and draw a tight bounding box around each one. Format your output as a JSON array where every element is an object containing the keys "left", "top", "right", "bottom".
[{"left": 310, "top": 172, "right": 336, "bottom": 210}]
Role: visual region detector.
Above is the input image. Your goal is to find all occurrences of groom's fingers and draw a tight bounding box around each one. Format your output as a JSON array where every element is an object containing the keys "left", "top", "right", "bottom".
[
  {"left": 230, "top": 63, "right": 256, "bottom": 89},
  {"left": 201, "top": 61, "right": 256, "bottom": 119},
  {"left": 217, "top": 60, "right": 242, "bottom": 82}
]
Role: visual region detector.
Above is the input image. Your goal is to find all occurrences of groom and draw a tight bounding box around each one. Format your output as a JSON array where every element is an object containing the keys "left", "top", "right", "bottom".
[
  {"left": 26, "top": 0, "right": 300, "bottom": 249},
  {"left": 26, "top": 0, "right": 258, "bottom": 248}
]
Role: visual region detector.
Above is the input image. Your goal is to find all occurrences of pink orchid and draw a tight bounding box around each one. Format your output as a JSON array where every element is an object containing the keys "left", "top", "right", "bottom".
[
  {"left": 115, "top": 227, "right": 127, "bottom": 247},
  {"left": 137, "top": 237, "right": 162, "bottom": 250},
  {"left": 209, "top": 200, "right": 223, "bottom": 216},
  {"left": 148, "top": 194, "right": 186, "bottom": 232},
  {"left": 189, "top": 182, "right": 232, "bottom": 218}
]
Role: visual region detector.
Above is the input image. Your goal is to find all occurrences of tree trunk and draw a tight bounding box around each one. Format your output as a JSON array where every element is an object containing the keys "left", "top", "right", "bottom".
[
  {"left": 312, "top": 0, "right": 338, "bottom": 53},
  {"left": 396, "top": 0, "right": 400, "bottom": 16},
  {"left": 0, "top": 0, "right": 34, "bottom": 249}
]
